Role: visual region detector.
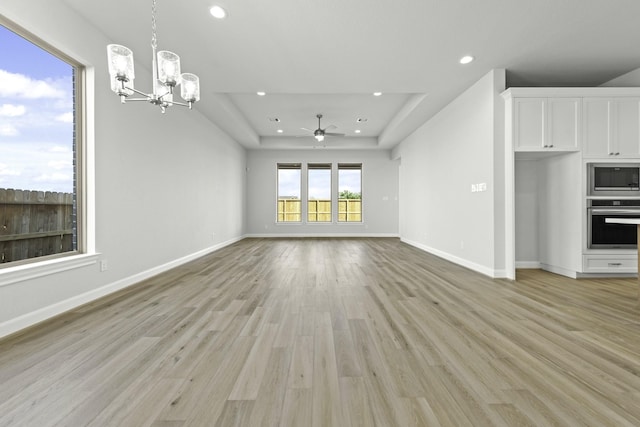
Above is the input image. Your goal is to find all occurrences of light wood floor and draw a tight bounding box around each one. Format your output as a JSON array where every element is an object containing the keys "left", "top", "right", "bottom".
[{"left": 1, "top": 238, "right": 640, "bottom": 426}]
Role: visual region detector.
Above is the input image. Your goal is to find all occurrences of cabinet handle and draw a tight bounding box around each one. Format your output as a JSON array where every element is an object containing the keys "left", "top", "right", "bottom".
[
  {"left": 549, "top": 144, "right": 554, "bottom": 148},
  {"left": 608, "top": 262, "right": 623, "bottom": 266},
  {"left": 609, "top": 152, "right": 615, "bottom": 156},
  {"left": 616, "top": 152, "right": 620, "bottom": 155}
]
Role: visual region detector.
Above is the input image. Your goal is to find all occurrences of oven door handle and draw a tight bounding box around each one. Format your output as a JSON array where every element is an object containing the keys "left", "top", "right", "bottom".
[{"left": 590, "top": 208, "right": 640, "bottom": 215}]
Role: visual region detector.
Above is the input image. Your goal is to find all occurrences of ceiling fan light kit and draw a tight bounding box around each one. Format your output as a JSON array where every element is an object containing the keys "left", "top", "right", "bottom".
[
  {"left": 106, "top": 0, "right": 201, "bottom": 113},
  {"left": 303, "top": 113, "right": 346, "bottom": 142}
]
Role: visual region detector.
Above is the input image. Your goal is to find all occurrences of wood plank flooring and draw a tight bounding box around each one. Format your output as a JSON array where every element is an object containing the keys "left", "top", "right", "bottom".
[{"left": 1, "top": 237, "right": 640, "bottom": 426}]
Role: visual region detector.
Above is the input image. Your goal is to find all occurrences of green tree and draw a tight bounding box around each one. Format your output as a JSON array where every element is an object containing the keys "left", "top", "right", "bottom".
[{"left": 339, "top": 190, "right": 361, "bottom": 199}]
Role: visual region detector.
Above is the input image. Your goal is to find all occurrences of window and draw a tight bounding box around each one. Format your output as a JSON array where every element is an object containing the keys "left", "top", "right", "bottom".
[
  {"left": 0, "top": 21, "right": 83, "bottom": 265},
  {"left": 338, "top": 164, "right": 362, "bottom": 222},
  {"left": 307, "top": 163, "right": 332, "bottom": 222},
  {"left": 277, "top": 163, "right": 301, "bottom": 222}
]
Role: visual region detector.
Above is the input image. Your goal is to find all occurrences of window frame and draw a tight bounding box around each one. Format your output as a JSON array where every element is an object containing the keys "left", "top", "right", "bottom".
[
  {"left": 307, "top": 163, "right": 332, "bottom": 223},
  {"left": 276, "top": 163, "right": 302, "bottom": 223},
  {"left": 337, "top": 163, "right": 363, "bottom": 223},
  {"left": 0, "top": 16, "right": 89, "bottom": 274}
]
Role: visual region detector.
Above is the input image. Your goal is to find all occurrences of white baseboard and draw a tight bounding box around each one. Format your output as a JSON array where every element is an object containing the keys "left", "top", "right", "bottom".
[
  {"left": 0, "top": 236, "right": 244, "bottom": 340},
  {"left": 401, "top": 238, "right": 506, "bottom": 278},
  {"left": 244, "top": 233, "right": 400, "bottom": 238},
  {"left": 515, "top": 261, "right": 542, "bottom": 269},
  {"left": 539, "top": 263, "right": 578, "bottom": 279}
]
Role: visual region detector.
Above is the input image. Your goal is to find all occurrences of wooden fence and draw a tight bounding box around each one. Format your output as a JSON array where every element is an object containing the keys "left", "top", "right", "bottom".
[
  {"left": 308, "top": 200, "right": 332, "bottom": 222},
  {"left": 338, "top": 199, "right": 362, "bottom": 222},
  {"left": 0, "top": 188, "right": 75, "bottom": 264},
  {"left": 278, "top": 199, "right": 301, "bottom": 222},
  {"left": 278, "top": 198, "right": 361, "bottom": 222}
]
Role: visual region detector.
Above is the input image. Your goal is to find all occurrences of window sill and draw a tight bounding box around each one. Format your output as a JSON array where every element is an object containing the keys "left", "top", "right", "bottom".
[{"left": 0, "top": 253, "right": 99, "bottom": 288}]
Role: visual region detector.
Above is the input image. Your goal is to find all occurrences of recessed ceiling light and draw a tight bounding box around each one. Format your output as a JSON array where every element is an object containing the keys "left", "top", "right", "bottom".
[
  {"left": 355, "top": 130, "right": 361, "bottom": 134},
  {"left": 277, "top": 129, "right": 283, "bottom": 133},
  {"left": 210, "top": 5, "right": 227, "bottom": 19},
  {"left": 459, "top": 55, "right": 474, "bottom": 64},
  {"left": 373, "top": 92, "right": 382, "bottom": 97},
  {"left": 257, "top": 91, "right": 266, "bottom": 96}
]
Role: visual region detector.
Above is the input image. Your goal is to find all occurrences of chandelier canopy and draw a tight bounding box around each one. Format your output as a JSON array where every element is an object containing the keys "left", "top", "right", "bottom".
[{"left": 106, "top": 0, "right": 200, "bottom": 112}]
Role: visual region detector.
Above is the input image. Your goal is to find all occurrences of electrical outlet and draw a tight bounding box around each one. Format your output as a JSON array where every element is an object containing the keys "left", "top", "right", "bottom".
[
  {"left": 100, "top": 260, "right": 108, "bottom": 272},
  {"left": 471, "top": 184, "right": 478, "bottom": 192}
]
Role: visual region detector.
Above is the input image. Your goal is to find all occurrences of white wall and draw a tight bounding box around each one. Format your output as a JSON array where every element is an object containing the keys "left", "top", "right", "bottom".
[
  {"left": 393, "top": 70, "right": 507, "bottom": 277},
  {"left": 536, "top": 153, "right": 583, "bottom": 276},
  {"left": 0, "top": 0, "right": 246, "bottom": 337},
  {"left": 245, "top": 149, "right": 399, "bottom": 236},
  {"left": 515, "top": 159, "right": 539, "bottom": 266}
]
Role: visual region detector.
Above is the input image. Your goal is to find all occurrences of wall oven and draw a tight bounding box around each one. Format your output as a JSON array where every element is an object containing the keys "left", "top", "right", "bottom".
[
  {"left": 588, "top": 163, "right": 640, "bottom": 197},
  {"left": 588, "top": 200, "right": 640, "bottom": 249}
]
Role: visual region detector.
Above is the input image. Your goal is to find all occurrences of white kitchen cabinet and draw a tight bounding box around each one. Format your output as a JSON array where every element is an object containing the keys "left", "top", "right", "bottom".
[
  {"left": 583, "top": 97, "right": 640, "bottom": 159},
  {"left": 514, "top": 97, "right": 581, "bottom": 152},
  {"left": 583, "top": 254, "right": 637, "bottom": 274}
]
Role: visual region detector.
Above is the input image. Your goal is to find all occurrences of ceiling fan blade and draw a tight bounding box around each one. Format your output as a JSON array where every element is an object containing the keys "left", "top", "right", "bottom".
[
  {"left": 300, "top": 127, "right": 315, "bottom": 132},
  {"left": 324, "top": 132, "right": 346, "bottom": 137},
  {"left": 324, "top": 124, "right": 338, "bottom": 131}
]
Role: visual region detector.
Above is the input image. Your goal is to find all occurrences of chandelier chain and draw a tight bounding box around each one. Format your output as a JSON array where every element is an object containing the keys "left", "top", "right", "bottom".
[{"left": 151, "top": 0, "right": 158, "bottom": 50}]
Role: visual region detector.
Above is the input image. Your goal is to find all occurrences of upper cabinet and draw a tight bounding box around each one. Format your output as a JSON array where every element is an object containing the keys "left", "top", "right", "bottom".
[
  {"left": 514, "top": 97, "right": 581, "bottom": 152},
  {"left": 583, "top": 98, "right": 640, "bottom": 158},
  {"left": 503, "top": 88, "right": 640, "bottom": 159}
]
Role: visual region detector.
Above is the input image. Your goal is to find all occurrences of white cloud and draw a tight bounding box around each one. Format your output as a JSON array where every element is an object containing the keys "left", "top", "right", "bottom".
[
  {"left": 0, "top": 163, "right": 20, "bottom": 176},
  {"left": 0, "top": 69, "right": 66, "bottom": 99},
  {"left": 0, "top": 104, "right": 26, "bottom": 117},
  {"left": 33, "top": 172, "right": 70, "bottom": 183},
  {"left": 49, "top": 146, "right": 69, "bottom": 153},
  {"left": 47, "top": 160, "right": 71, "bottom": 170},
  {"left": 55, "top": 112, "right": 74, "bottom": 123},
  {"left": 0, "top": 124, "right": 19, "bottom": 136}
]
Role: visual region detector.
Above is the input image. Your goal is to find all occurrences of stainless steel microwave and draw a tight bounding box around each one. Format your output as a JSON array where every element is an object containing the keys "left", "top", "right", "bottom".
[{"left": 588, "top": 163, "right": 640, "bottom": 197}]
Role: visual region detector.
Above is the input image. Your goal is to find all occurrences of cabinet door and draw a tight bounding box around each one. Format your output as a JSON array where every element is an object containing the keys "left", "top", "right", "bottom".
[
  {"left": 514, "top": 98, "right": 545, "bottom": 150},
  {"left": 614, "top": 98, "right": 640, "bottom": 158},
  {"left": 547, "top": 98, "right": 580, "bottom": 150},
  {"left": 583, "top": 98, "right": 613, "bottom": 158}
]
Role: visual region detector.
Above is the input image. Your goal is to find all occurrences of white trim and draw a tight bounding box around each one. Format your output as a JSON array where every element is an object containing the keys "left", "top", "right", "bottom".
[
  {"left": 576, "top": 272, "right": 637, "bottom": 279},
  {"left": 0, "top": 253, "right": 99, "bottom": 288},
  {"left": 539, "top": 263, "right": 578, "bottom": 279},
  {"left": 515, "top": 261, "right": 542, "bottom": 269},
  {"left": 401, "top": 238, "right": 503, "bottom": 278},
  {"left": 493, "top": 269, "right": 509, "bottom": 279},
  {"left": 0, "top": 236, "right": 243, "bottom": 339},
  {"left": 245, "top": 233, "right": 399, "bottom": 238},
  {"left": 502, "top": 87, "right": 640, "bottom": 99}
]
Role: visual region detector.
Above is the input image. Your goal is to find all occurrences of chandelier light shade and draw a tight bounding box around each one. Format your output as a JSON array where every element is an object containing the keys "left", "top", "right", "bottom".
[
  {"left": 157, "top": 50, "right": 181, "bottom": 86},
  {"left": 180, "top": 73, "right": 201, "bottom": 103},
  {"left": 107, "top": 44, "right": 135, "bottom": 96},
  {"left": 106, "top": 0, "right": 201, "bottom": 112}
]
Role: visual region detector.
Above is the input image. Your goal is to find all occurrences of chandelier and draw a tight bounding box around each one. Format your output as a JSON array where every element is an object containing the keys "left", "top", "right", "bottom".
[{"left": 106, "top": 0, "right": 200, "bottom": 113}]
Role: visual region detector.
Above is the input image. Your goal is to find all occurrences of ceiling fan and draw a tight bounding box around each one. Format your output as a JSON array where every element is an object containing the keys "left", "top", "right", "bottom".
[{"left": 301, "top": 114, "right": 345, "bottom": 142}]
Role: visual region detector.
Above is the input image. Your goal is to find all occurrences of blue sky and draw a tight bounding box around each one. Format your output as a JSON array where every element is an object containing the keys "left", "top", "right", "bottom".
[
  {"left": 278, "top": 168, "right": 361, "bottom": 199},
  {"left": 0, "top": 25, "right": 75, "bottom": 193}
]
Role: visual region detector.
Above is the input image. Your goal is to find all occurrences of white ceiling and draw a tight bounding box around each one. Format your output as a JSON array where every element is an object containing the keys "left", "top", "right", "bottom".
[{"left": 62, "top": 0, "right": 640, "bottom": 150}]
